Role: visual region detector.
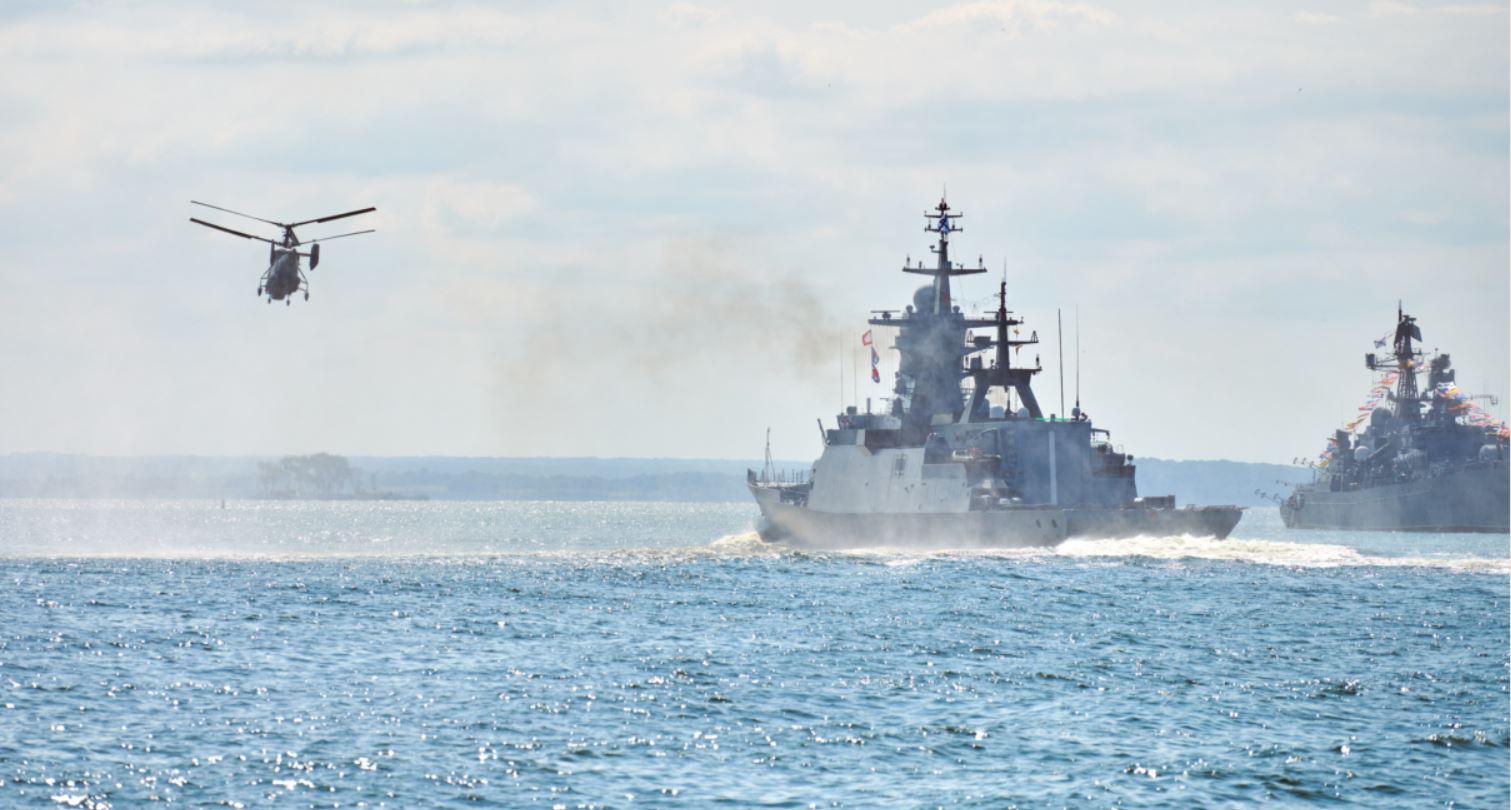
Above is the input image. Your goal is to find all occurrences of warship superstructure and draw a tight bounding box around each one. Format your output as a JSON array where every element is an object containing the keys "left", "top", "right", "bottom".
[
  {"left": 1282, "top": 307, "right": 1509, "bottom": 533},
  {"left": 748, "top": 200, "right": 1242, "bottom": 549}
]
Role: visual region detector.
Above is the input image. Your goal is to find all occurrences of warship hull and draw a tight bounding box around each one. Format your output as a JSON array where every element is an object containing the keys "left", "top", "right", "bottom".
[
  {"left": 1281, "top": 462, "right": 1509, "bottom": 533},
  {"left": 751, "top": 485, "right": 1242, "bottom": 550}
]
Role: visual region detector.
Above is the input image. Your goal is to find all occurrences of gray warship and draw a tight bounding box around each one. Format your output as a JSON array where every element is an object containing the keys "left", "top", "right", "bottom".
[
  {"left": 748, "top": 200, "right": 1243, "bottom": 549},
  {"left": 1282, "top": 306, "right": 1509, "bottom": 533}
]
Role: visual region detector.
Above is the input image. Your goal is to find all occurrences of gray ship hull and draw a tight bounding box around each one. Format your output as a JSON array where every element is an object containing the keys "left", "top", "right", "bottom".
[
  {"left": 751, "top": 485, "right": 1242, "bottom": 550},
  {"left": 1281, "top": 462, "right": 1509, "bottom": 533}
]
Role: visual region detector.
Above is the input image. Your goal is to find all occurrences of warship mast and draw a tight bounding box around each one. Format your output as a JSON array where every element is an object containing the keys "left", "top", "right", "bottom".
[
  {"left": 871, "top": 199, "right": 987, "bottom": 439},
  {"left": 915, "top": 198, "right": 981, "bottom": 314},
  {"left": 960, "top": 278, "right": 1044, "bottom": 422},
  {"left": 1391, "top": 302, "right": 1421, "bottom": 417},
  {"left": 1367, "top": 302, "right": 1423, "bottom": 420},
  {"left": 864, "top": 197, "right": 1051, "bottom": 435},
  {"left": 868, "top": 199, "right": 1046, "bottom": 439}
]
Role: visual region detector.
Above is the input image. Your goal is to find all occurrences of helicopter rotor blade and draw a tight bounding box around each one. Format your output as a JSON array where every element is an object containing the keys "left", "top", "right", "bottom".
[
  {"left": 190, "top": 217, "right": 279, "bottom": 245},
  {"left": 301, "top": 228, "right": 375, "bottom": 245},
  {"left": 189, "top": 200, "right": 286, "bottom": 228},
  {"left": 288, "top": 207, "right": 376, "bottom": 229}
]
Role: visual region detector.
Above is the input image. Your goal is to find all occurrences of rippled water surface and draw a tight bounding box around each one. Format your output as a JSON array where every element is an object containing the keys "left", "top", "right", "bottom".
[{"left": 1, "top": 500, "right": 1506, "bottom": 808}]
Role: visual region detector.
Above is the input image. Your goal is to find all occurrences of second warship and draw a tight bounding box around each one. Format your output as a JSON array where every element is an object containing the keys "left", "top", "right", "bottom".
[
  {"left": 748, "top": 200, "right": 1242, "bottom": 549},
  {"left": 1282, "top": 306, "right": 1509, "bottom": 533}
]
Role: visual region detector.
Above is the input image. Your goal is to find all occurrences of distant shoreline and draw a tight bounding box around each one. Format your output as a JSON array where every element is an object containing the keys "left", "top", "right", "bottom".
[{"left": 0, "top": 454, "right": 1311, "bottom": 507}]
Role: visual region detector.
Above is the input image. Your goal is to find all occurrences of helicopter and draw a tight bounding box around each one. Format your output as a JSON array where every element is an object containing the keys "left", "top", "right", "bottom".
[{"left": 189, "top": 200, "right": 376, "bottom": 304}]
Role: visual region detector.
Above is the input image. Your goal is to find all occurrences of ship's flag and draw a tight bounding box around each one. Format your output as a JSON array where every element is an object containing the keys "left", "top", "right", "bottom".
[
  {"left": 861, "top": 330, "right": 872, "bottom": 347},
  {"left": 870, "top": 347, "right": 880, "bottom": 383}
]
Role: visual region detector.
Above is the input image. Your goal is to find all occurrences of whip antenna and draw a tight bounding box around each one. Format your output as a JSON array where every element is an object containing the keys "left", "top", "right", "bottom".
[
  {"left": 1057, "top": 308, "right": 1065, "bottom": 419},
  {"left": 1074, "top": 306, "right": 1080, "bottom": 415}
]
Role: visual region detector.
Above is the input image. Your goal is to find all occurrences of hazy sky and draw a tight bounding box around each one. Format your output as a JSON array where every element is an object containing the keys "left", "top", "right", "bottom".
[{"left": 0, "top": 0, "right": 1505, "bottom": 464}]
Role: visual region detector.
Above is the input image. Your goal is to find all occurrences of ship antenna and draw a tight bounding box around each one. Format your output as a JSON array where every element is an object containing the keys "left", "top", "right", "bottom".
[
  {"left": 837, "top": 343, "right": 843, "bottom": 413},
  {"left": 995, "top": 261, "right": 1010, "bottom": 372},
  {"left": 1074, "top": 305, "right": 1081, "bottom": 417},
  {"left": 1057, "top": 308, "right": 1065, "bottom": 420},
  {"left": 763, "top": 427, "right": 774, "bottom": 482},
  {"left": 1002, "top": 259, "right": 1014, "bottom": 412}
]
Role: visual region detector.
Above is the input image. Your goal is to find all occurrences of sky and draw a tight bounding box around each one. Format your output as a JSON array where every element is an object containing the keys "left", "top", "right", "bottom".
[{"left": 0, "top": 0, "right": 1505, "bottom": 465}]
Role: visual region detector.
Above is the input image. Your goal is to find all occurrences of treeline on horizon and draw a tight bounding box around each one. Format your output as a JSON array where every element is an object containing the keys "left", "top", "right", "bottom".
[{"left": 0, "top": 453, "right": 1311, "bottom": 507}]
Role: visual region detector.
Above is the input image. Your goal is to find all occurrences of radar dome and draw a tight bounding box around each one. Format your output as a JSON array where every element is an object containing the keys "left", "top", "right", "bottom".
[{"left": 912, "top": 286, "right": 934, "bottom": 313}]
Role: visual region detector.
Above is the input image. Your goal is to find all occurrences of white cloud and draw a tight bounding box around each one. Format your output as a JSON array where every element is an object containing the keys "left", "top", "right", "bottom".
[
  {"left": 1437, "top": 3, "right": 1505, "bottom": 13},
  {"left": 901, "top": 0, "right": 1116, "bottom": 32},
  {"left": 1294, "top": 11, "right": 1343, "bottom": 24},
  {"left": 422, "top": 177, "right": 539, "bottom": 237},
  {"left": 1369, "top": 0, "right": 1419, "bottom": 16},
  {"left": 0, "top": 5, "right": 527, "bottom": 60},
  {"left": 0, "top": 0, "right": 1503, "bottom": 462}
]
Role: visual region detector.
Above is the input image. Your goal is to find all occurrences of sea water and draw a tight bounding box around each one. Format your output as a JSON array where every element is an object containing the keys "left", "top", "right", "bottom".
[{"left": 0, "top": 499, "right": 1506, "bottom": 808}]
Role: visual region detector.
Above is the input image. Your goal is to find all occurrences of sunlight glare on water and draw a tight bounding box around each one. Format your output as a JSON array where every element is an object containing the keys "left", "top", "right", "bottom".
[{"left": 0, "top": 500, "right": 1506, "bottom": 807}]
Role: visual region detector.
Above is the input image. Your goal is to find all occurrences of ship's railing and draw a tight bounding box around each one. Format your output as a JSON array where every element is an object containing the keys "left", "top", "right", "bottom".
[{"left": 748, "top": 467, "right": 812, "bottom": 486}]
